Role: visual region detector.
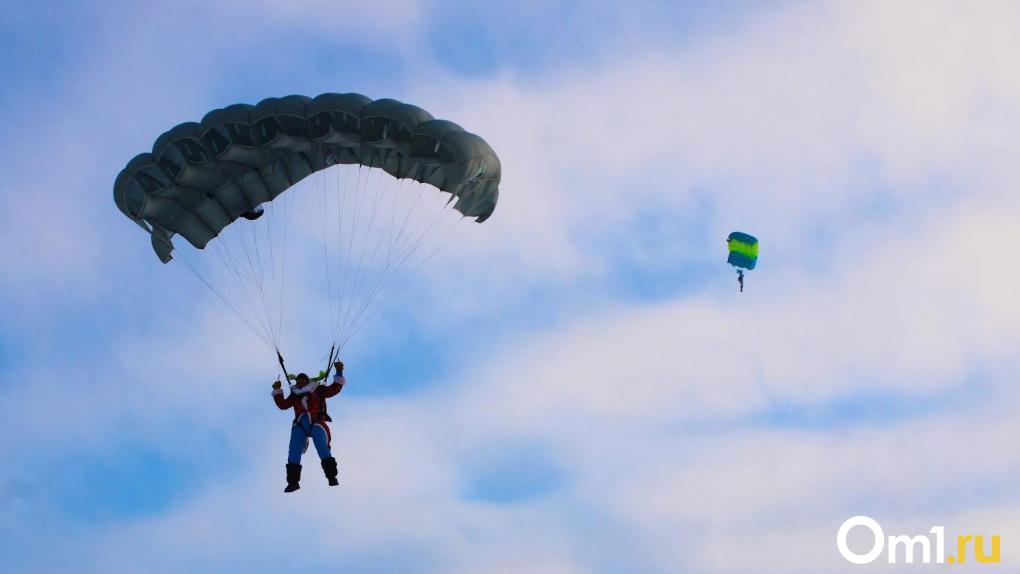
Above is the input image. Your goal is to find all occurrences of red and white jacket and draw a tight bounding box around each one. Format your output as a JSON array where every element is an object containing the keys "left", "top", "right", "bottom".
[{"left": 273, "top": 374, "right": 345, "bottom": 431}]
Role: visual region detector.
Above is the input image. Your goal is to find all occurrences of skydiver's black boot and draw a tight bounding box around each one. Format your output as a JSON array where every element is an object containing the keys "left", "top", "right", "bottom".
[
  {"left": 284, "top": 463, "right": 302, "bottom": 493},
  {"left": 321, "top": 457, "right": 339, "bottom": 486}
]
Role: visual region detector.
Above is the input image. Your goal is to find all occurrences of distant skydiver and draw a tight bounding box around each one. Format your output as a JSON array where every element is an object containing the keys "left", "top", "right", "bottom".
[
  {"left": 272, "top": 361, "right": 345, "bottom": 492},
  {"left": 726, "top": 232, "right": 758, "bottom": 293}
]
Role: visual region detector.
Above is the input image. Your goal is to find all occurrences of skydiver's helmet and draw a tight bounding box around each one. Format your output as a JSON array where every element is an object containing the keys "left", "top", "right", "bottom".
[{"left": 295, "top": 373, "right": 310, "bottom": 386}]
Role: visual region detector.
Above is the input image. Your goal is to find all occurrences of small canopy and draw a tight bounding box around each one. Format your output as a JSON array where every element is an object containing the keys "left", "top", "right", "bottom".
[{"left": 727, "top": 232, "right": 758, "bottom": 270}]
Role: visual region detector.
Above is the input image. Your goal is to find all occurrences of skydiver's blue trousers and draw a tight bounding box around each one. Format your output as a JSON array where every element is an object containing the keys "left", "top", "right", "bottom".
[{"left": 288, "top": 414, "right": 332, "bottom": 464}]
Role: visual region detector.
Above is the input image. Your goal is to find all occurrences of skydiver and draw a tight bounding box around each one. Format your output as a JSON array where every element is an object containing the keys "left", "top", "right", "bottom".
[
  {"left": 272, "top": 361, "right": 345, "bottom": 493},
  {"left": 737, "top": 269, "right": 744, "bottom": 292}
]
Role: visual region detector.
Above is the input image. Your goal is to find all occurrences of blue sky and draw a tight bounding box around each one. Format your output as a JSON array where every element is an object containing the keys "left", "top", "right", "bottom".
[{"left": 2, "top": 1, "right": 1020, "bottom": 572}]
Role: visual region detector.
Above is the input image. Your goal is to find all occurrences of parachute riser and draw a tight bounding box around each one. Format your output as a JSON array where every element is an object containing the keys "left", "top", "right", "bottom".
[
  {"left": 276, "top": 349, "right": 292, "bottom": 385},
  {"left": 322, "top": 343, "right": 338, "bottom": 381}
]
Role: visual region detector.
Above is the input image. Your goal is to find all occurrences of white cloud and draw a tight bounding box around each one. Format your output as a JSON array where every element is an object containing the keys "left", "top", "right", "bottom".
[{"left": 400, "top": 0, "right": 1020, "bottom": 297}]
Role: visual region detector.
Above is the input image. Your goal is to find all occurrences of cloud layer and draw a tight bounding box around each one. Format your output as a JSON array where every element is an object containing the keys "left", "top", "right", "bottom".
[{"left": 2, "top": 1, "right": 1019, "bottom": 572}]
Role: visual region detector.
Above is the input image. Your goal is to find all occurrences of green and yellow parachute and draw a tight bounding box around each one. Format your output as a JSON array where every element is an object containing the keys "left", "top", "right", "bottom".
[{"left": 726, "top": 232, "right": 758, "bottom": 270}]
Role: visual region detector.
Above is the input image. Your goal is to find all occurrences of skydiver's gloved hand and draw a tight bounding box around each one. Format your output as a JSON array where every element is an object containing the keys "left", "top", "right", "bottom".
[
  {"left": 272, "top": 379, "right": 282, "bottom": 390},
  {"left": 334, "top": 361, "right": 344, "bottom": 376}
]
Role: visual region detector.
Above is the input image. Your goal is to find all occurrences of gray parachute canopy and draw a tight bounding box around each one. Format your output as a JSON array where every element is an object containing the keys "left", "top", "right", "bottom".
[{"left": 113, "top": 93, "right": 501, "bottom": 262}]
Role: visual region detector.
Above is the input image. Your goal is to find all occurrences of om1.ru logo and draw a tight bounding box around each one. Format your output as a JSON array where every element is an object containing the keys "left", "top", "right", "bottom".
[{"left": 837, "top": 516, "right": 1000, "bottom": 565}]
